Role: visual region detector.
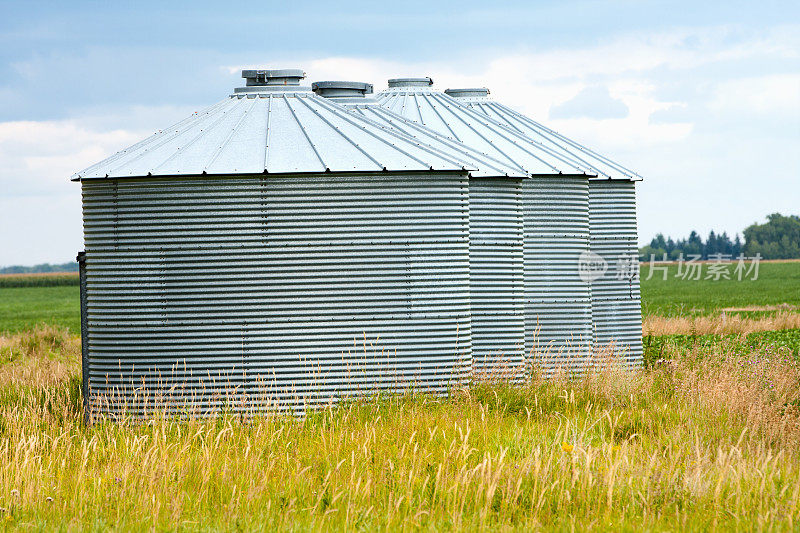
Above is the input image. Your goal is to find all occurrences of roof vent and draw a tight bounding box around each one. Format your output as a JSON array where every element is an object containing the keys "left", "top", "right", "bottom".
[
  {"left": 444, "top": 88, "right": 490, "bottom": 98},
  {"left": 234, "top": 69, "right": 309, "bottom": 94},
  {"left": 242, "top": 69, "right": 305, "bottom": 85},
  {"left": 312, "top": 81, "right": 374, "bottom": 98},
  {"left": 387, "top": 77, "right": 433, "bottom": 88}
]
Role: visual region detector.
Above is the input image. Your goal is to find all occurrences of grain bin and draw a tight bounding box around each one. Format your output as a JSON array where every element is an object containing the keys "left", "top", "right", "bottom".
[
  {"left": 377, "top": 79, "right": 595, "bottom": 373},
  {"left": 587, "top": 180, "right": 642, "bottom": 364},
  {"left": 445, "top": 88, "right": 643, "bottom": 364},
  {"left": 72, "top": 68, "right": 488, "bottom": 417},
  {"left": 313, "top": 80, "right": 527, "bottom": 379}
]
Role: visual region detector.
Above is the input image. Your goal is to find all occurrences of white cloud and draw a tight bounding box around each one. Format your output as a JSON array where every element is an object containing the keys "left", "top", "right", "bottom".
[
  {"left": 550, "top": 85, "right": 629, "bottom": 120},
  {"left": 0, "top": 103, "right": 194, "bottom": 194},
  {"left": 0, "top": 120, "right": 143, "bottom": 194},
  {"left": 0, "top": 117, "right": 148, "bottom": 265},
  {"left": 543, "top": 79, "right": 694, "bottom": 150},
  {"left": 515, "top": 25, "right": 796, "bottom": 80},
  {"left": 711, "top": 73, "right": 800, "bottom": 116}
]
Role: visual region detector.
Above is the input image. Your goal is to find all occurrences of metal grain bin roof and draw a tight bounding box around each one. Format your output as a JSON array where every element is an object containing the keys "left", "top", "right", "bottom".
[
  {"left": 311, "top": 80, "right": 527, "bottom": 179},
  {"left": 376, "top": 78, "right": 592, "bottom": 177},
  {"left": 71, "top": 69, "right": 481, "bottom": 181},
  {"left": 444, "top": 87, "right": 643, "bottom": 181}
]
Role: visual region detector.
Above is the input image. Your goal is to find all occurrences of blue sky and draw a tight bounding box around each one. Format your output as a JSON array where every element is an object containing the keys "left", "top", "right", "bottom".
[{"left": 1, "top": 0, "right": 798, "bottom": 265}]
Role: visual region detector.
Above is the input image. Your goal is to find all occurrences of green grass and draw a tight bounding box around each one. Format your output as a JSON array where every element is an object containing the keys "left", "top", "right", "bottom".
[
  {"left": 0, "top": 286, "right": 80, "bottom": 334},
  {"left": 644, "top": 328, "right": 800, "bottom": 366},
  {"left": 640, "top": 261, "right": 800, "bottom": 317}
]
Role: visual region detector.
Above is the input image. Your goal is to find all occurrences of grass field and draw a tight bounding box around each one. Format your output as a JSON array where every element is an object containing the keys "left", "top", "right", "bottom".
[
  {"left": 0, "top": 286, "right": 80, "bottom": 334},
  {"left": 1, "top": 327, "right": 799, "bottom": 530},
  {"left": 1, "top": 264, "right": 800, "bottom": 530},
  {"left": 644, "top": 328, "right": 800, "bottom": 364},
  {"left": 640, "top": 261, "right": 800, "bottom": 317}
]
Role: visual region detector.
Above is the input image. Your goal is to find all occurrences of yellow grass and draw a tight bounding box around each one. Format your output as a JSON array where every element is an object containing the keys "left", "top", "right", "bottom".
[
  {"left": 643, "top": 311, "right": 800, "bottom": 336},
  {"left": 0, "top": 325, "right": 80, "bottom": 389},
  {"left": 1, "top": 327, "right": 799, "bottom": 530}
]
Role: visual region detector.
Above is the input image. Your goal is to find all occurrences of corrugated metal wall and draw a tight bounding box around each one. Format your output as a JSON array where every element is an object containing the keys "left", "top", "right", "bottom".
[
  {"left": 468, "top": 178, "right": 525, "bottom": 379},
  {"left": 523, "top": 176, "right": 593, "bottom": 372},
  {"left": 588, "top": 180, "right": 643, "bottom": 365},
  {"left": 81, "top": 174, "right": 472, "bottom": 416}
]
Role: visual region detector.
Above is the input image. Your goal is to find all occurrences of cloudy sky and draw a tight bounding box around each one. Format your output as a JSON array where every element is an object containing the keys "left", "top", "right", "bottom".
[{"left": 1, "top": 0, "right": 798, "bottom": 266}]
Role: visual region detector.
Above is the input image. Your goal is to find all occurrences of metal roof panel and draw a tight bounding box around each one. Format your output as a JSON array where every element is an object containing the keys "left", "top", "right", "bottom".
[
  {"left": 376, "top": 84, "right": 594, "bottom": 177},
  {"left": 311, "top": 82, "right": 527, "bottom": 178},
  {"left": 345, "top": 101, "right": 527, "bottom": 178},
  {"left": 72, "top": 72, "right": 479, "bottom": 180},
  {"left": 444, "top": 90, "right": 644, "bottom": 181}
]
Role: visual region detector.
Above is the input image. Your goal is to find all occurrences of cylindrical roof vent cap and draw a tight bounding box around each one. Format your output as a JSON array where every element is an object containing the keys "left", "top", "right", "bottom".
[
  {"left": 312, "top": 81, "right": 374, "bottom": 98},
  {"left": 444, "top": 88, "right": 490, "bottom": 98},
  {"left": 242, "top": 69, "right": 306, "bottom": 86},
  {"left": 388, "top": 77, "right": 433, "bottom": 88}
]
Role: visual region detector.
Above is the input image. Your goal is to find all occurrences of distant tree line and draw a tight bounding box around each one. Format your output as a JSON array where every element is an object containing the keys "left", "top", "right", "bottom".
[
  {"left": 0, "top": 261, "right": 78, "bottom": 274},
  {"left": 640, "top": 213, "right": 800, "bottom": 261},
  {"left": 640, "top": 230, "right": 743, "bottom": 261},
  {"left": 743, "top": 213, "right": 800, "bottom": 259}
]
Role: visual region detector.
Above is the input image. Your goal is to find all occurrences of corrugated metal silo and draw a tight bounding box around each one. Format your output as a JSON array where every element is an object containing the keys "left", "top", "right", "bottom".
[
  {"left": 313, "top": 80, "right": 527, "bottom": 379},
  {"left": 445, "top": 87, "right": 644, "bottom": 365},
  {"left": 587, "top": 180, "right": 643, "bottom": 363},
  {"left": 377, "top": 79, "right": 595, "bottom": 373},
  {"left": 73, "top": 68, "right": 490, "bottom": 417}
]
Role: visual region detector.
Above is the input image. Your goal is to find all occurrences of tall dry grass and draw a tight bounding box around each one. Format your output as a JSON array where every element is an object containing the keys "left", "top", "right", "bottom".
[
  {"left": 0, "top": 325, "right": 80, "bottom": 389},
  {"left": 0, "top": 327, "right": 799, "bottom": 530},
  {"left": 643, "top": 310, "right": 800, "bottom": 336}
]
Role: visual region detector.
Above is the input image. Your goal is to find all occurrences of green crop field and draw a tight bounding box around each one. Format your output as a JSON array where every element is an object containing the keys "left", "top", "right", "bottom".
[
  {"left": 0, "top": 272, "right": 78, "bottom": 288},
  {"left": 643, "top": 328, "right": 800, "bottom": 364},
  {"left": 0, "top": 286, "right": 80, "bottom": 334},
  {"left": 640, "top": 260, "right": 800, "bottom": 317}
]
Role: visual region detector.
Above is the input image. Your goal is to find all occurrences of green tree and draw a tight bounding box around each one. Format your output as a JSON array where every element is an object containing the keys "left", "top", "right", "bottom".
[{"left": 743, "top": 213, "right": 800, "bottom": 259}]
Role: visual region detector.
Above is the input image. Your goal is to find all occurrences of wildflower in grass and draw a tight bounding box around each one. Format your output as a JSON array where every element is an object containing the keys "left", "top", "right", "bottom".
[
  {"left": 561, "top": 442, "right": 574, "bottom": 453},
  {"left": 612, "top": 444, "right": 621, "bottom": 453}
]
